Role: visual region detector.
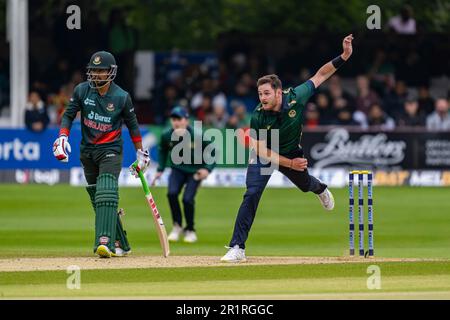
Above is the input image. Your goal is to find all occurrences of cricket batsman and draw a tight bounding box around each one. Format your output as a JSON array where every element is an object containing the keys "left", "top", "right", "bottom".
[
  {"left": 52, "top": 51, "right": 150, "bottom": 258},
  {"left": 221, "top": 34, "right": 354, "bottom": 262},
  {"left": 152, "top": 106, "right": 216, "bottom": 243}
]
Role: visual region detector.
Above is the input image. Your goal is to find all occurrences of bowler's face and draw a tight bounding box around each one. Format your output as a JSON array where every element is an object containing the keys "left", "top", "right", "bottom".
[{"left": 258, "top": 83, "right": 280, "bottom": 110}]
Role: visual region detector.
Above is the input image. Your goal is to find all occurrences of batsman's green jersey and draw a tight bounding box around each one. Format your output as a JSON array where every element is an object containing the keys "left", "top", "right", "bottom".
[
  {"left": 157, "top": 126, "right": 215, "bottom": 174},
  {"left": 60, "top": 81, "right": 142, "bottom": 153},
  {"left": 250, "top": 80, "right": 315, "bottom": 155}
]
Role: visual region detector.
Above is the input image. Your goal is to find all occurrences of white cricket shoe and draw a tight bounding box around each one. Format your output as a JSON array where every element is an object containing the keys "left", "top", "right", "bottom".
[
  {"left": 183, "top": 230, "right": 198, "bottom": 243},
  {"left": 168, "top": 224, "right": 183, "bottom": 242},
  {"left": 113, "top": 246, "right": 131, "bottom": 257},
  {"left": 220, "top": 245, "right": 247, "bottom": 263},
  {"left": 318, "top": 188, "right": 335, "bottom": 211}
]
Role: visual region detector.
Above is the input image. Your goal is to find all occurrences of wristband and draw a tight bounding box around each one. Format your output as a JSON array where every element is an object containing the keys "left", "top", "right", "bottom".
[
  {"left": 331, "top": 55, "right": 346, "bottom": 69},
  {"left": 59, "top": 128, "right": 70, "bottom": 137}
]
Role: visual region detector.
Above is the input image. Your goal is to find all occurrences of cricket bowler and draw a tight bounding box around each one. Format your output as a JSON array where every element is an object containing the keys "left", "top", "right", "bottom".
[
  {"left": 221, "top": 34, "right": 354, "bottom": 262},
  {"left": 152, "top": 106, "right": 216, "bottom": 243},
  {"left": 53, "top": 51, "right": 150, "bottom": 258}
]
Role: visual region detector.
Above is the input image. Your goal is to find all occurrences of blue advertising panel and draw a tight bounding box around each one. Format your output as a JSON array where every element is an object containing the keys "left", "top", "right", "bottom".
[{"left": 0, "top": 127, "right": 149, "bottom": 169}]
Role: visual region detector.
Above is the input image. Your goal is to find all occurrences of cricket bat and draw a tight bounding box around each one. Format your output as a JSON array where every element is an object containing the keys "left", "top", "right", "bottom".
[{"left": 132, "top": 161, "right": 170, "bottom": 257}]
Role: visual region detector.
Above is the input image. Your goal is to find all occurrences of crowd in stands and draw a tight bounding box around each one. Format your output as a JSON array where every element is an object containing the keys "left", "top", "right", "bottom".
[
  {"left": 0, "top": 5, "right": 448, "bottom": 132},
  {"left": 15, "top": 50, "right": 450, "bottom": 133},
  {"left": 152, "top": 50, "right": 450, "bottom": 132},
  {"left": 149, "top": 5, "right": 449, "bottom": 131}
]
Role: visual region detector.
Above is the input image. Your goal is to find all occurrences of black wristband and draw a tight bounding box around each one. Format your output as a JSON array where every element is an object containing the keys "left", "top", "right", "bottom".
[{"left": 331, "top": 55, "right": 346, "bottom": 69}]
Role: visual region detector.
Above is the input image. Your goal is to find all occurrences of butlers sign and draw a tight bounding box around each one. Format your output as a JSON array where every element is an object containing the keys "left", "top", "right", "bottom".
[{"left": 302, "top": 128, "right": 450, "bottom": 170}]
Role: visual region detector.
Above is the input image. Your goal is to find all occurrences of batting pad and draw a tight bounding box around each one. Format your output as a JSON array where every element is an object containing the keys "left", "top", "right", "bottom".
[
  {"left": 86, "top": 184, "right": 130, "bottom": 251},
  {"left": 86, "top": 184, "right": 97, "bottom": 210},
  {"left": 95, "top": 174, "right": 119, "bottom": 251}
]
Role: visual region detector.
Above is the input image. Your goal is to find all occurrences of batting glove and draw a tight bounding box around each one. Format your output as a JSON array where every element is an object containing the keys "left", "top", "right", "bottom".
[
  {"left": 53, "top": 135, "right": 71, "bottom": 163},
  {"left": 130, "top": 149, "right": 150, "bottom": 177}
]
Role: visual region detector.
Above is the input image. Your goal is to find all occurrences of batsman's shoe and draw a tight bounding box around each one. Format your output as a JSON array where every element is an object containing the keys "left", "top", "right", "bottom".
[
  {"left": 114, "top": 247, "right": 131, "bottom": 257},
  {"left": 183, "top": 230, "right": 198, "bottom": 243},
  {"left": 113, "top": 241, "right": 131, "bottom": 257},
  {"left": 318, "top": 188, "right": 335, "bottom": 211},
  {"left": 168, "top": 224, "right": 183, "bottom": 242},
  {"left": 95, "top": 245, "right": 113, "bottom": 258},
  {"left": 220, "top": 245, "right": 247, "bottom": 263}
]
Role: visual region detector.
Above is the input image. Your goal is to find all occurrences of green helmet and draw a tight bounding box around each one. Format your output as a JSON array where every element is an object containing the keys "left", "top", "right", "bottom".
[{"left": 86, "top": 51, "right": 118, "bottom": 89}]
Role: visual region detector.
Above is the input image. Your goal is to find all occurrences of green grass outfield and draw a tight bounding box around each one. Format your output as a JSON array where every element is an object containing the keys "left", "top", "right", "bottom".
[{"left": 0, "top": 184, "right": 449, "bottom": 299}]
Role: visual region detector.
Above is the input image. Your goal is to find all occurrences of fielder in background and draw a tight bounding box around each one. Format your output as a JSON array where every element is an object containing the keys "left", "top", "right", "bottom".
[
  {"left": 152, "top": 106, "right": 216, "bottom": 243},
  {"left": 221, "top": 34, "right": 354, "bottom": 263},
  {"left": 53, "top": 51, "right": 150, "bottom": 258}
]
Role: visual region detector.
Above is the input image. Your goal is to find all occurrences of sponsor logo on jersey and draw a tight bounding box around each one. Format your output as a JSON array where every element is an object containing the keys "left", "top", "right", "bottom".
[
  {"left": 107, "top": 103, "right": 115, "bottom": 112},
  {"left": 87, "top": 111, "right": 111, "bottom": 123},
  {"left": 84, "top": 98, "right": 96, "bottom": 106},
  {"left": 288, "top": 100, "right": 297, "bottom": 107},
  {"left": 105, "top": 153, "right": 116, "bottom": 158},
  {"left": 83, "top": 118, "right": 113, "bottom": 132},
  {"left": 288, "top": 109, "right": 296, "bottom": 117}
]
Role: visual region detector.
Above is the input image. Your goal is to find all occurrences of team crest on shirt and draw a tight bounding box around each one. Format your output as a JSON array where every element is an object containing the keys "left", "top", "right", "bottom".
[
  {"left": 288, "top": 109, "right": 296, "bottom": 118},
  {"left": 107, "top": 103, "right": 115, "bottom": 112}
]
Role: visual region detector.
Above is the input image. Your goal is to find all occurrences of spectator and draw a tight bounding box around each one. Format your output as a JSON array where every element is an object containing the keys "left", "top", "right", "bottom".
[
  {"left": 355, "top": 75, "right": 379, "bottom": 116},
  {"left": 417, "top": 85, "right": 435, "bottom": 115},
  {"left": 227, "top": 101, "right": 251, "bottom": 129},
  {"left": 154, "top": 85, "right": 181, "bottom": 125},
  {"left": 315, "top": 93, "right": 333, "bottom": 125},
  {"left": 426, "top": 98, "right": 450, "bottom": 131},
  {"left": 333, "top": 107, "right": 360, "bottom": 126},
  {"left": 304, "top": 103, "right": 320, "bottom": 128},
  {"left": 383, "top": 80, "right": 408, "bottom": 118},
  {"left": 194, "top": 94, "right": 214, "bottom": 126},
  {"left": 191, "top": 78, "right": 227, "bottom": 114},
  {"left": 367, "top": 103, "right": 395, "bottom": 130},
  {"left": 387, "top": 4, "right": 416, "bottom": 35},
  {"left": 228, "top": 80, "right": 257, "bottom": 113},
  {"left": 210, "top": 103, "right": 229, "bottom": 129},
  {"left": 328, "top": 75, "right": 355, "bottom": 111},
  {"left": 25, "top": 91, "right": 49, "bottom": 132},
  {"left": 48, "top": 85, "right": 71, "bottom": 125},
  {"left": 396, "top": 99, "right": 426, "bottom": 127},
  {"left": 331, "top": 97, "right": 351, "bottom": 117}
]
